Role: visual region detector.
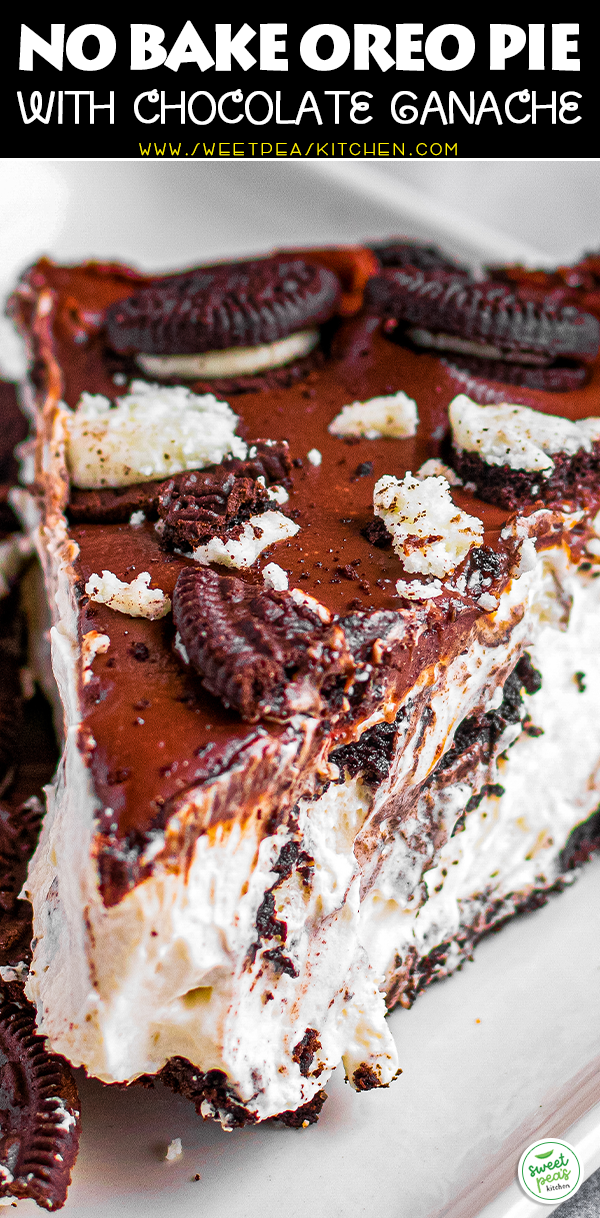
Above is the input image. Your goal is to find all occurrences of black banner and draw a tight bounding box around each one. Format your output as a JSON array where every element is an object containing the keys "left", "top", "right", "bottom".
[{"left": 5, "top": 18, "right": 593, "bottom": 158}]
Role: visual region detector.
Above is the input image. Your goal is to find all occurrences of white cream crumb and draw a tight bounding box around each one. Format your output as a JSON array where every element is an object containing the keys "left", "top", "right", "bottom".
[
  {"left": 395, "top": 578, "right": 444, "bottom": 600},
  {"left": 165, "top": 1138, "right": 183, "bottom": 1162},
  {"left": 373, "top": 473, "right": 483, "bottom": 578},
  {"left": 129, "top": 510, "right": 146, "bottom": 526},
  {"left": 66, "top": 380, "right": 247, "bottom": 489},
  {"left": 81, "top": 630, "right": 110, "bottom": 684},
  {"left": 262, "top": 562, "right": 289, "bottom": 591},
  {"left": 329, "top": 391, "right": 418, "bottom": 439},
  {"left": 449, "top": 394, "right": 591, "bottom": 473},
  {"left": 586, "top": 538, "right": 600, "bottom": 558},
  {"left": 190, "top": 511, "right": 299, "bottom": 569},
  {"left": 477, "top": 592, "right": 499, "bottom": 611},
  {"left": 85, "top": 571, "right": 172, "bottom": 620},
  {"left": 290, "top": 587, "right": 332, "bottom": 623},
  {"left": 174, "top": 631, "right": 190, "bottom": 665},
  {"left": 307, "top": 448, "right": 322, "bottom": 466},
  {"left": 417, "top": 459, "right": 463, "bottom": 486},
  {"left": 266, "top": 484, "right": 289, "bottom": 505}
]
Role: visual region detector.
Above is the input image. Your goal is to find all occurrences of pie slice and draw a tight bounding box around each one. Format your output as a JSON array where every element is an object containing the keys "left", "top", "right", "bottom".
[{"left": 8, "top": 245, "right": 600, "bottom": 1130}]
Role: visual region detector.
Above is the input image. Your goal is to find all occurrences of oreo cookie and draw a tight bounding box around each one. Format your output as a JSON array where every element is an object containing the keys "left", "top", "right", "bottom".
[
  {"left": 0, "top": 993, "right": 80, "bottom": 1210},
  {"left": 366, "top": 266, "right": 600, "bottom": 392},
  {"left": 105, "top": 256, "right": 341, "bottom": 355},
  {"left": 172, "top": 567, "right": 355, "bottom": 724}
]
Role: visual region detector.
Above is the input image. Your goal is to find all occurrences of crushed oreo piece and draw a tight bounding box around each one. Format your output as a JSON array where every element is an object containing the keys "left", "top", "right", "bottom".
[
  {"left": 352, "top": 461, "right": 374, "bottom": 481},
  {"left": 154, "top": 1058, "right": 258, "bottom": 1128},
  {"left": 0, "top": 797, "right": 43, "bottom": 918},
  {"left": 273, "top": 1089, "right": 328, "bottom": 1127},
  {"left": 105, "top": 257, "right": 341, "bottom": 355},
  {"left": 361, "top": 517, "right": 392, "bottom": 549},
  {"left": 292, "top": 1028, "right": 322, "bottom": 1077},
  {"left": 331, "top": 717, "right": 399, "bottom": 786},
  {"left": 0, "top": 994, "right": 80, "bottom": 1210},
  {"left": 352, "top": 1064, "right": 383, "bottom": 1091},
  {"left": 68, "top": 478, "right": 164, "bottom": 524},
  {"left": 437, "top": 653, "right": 542, "bottom": 775},
  {"left": 449, "top": 443, "right": 600, "bottom": 510},
  {"left": 157, "top": 441, "right": 291, "bottom": 552},
  {"left": 173, "top": 567, "right": 355, "bottom": 723},
  {"left": 465, "top": 545, "right": 502, "bottom": 582}
]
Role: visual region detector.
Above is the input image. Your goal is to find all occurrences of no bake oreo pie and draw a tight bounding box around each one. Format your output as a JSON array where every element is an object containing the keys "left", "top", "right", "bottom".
[{"left": 7, "top": 241, "right": 600, "bottom": 1137}]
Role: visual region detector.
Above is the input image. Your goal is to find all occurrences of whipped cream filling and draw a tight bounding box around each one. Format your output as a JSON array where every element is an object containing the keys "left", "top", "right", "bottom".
[
  {"left": 85, "top": 570, "right": 171, "bottom": 620},
  {"left": 189, "top": 510, "right": 299, "bottom": 569},
  {"left": 135, "top": 329, "right": 319, "bottom": 381},
  {"left": 23, "top": 529, "right": 600, "bottom": 1126}
]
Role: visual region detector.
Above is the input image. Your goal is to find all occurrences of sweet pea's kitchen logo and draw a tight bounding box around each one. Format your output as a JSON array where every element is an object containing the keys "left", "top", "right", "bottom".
[{"left": 518, "top": 1139, "right": 583, "bottom": 1205}]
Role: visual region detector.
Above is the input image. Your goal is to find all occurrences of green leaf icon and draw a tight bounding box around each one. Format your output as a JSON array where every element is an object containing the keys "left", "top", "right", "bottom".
[{"left": 535, "top": 1151, "right": 554, "bottom": 1159}]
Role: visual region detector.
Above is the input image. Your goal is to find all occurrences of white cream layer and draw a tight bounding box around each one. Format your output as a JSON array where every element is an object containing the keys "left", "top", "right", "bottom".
[{"left": 135, "top": 329, "right": 319, "bottom": 381}]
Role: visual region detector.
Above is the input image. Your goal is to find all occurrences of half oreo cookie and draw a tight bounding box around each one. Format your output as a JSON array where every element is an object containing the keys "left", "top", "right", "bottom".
[
  {"left": 104, "top": 255, "right": 341, "bottom": 386},
  {"left": 366, "top": 266, "right": 600, "bottom": 392}
]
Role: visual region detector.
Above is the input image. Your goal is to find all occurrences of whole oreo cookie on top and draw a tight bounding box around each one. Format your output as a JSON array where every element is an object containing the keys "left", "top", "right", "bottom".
[
  {"left": 104, "top": 255, "right": 341, "bottom": 355},
  {"left": 365, "top": 265, "right": 600, "bottom": 392}
]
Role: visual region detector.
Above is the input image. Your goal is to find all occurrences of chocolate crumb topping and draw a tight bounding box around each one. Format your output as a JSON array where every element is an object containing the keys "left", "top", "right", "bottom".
[{"left": 157, "top": 441, "right": 291, "bottom": 552}]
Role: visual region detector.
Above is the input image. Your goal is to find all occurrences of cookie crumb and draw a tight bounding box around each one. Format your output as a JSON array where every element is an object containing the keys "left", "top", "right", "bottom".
[{"left": 165, "top": 1137, "right": 182, "bottom": 1162}]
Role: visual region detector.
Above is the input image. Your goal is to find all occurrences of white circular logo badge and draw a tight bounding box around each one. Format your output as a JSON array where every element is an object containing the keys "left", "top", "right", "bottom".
[{"left": 518, "top": 1139, "right": 583, "bottom": 1205}]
